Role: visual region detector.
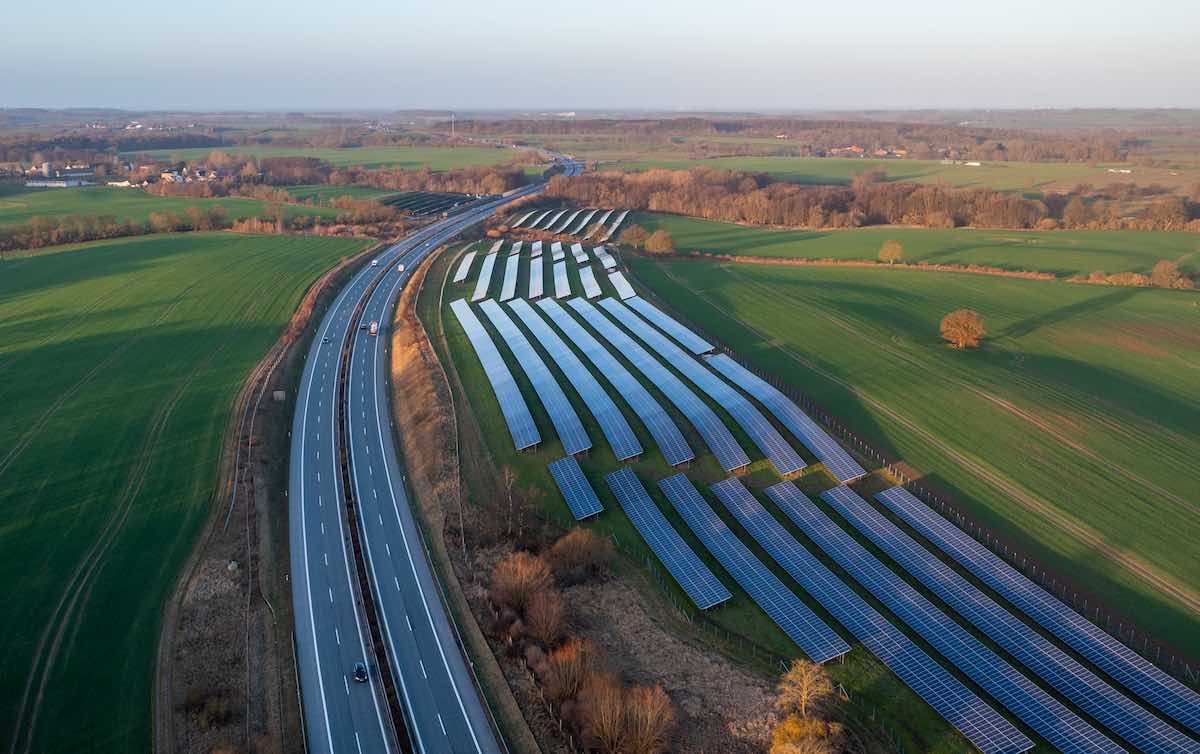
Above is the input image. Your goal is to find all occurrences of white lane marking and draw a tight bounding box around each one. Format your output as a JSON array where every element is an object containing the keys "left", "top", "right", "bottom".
[
  {"left": 437, "top": 713, "right": 447, "bottom": 736},
  {"left": 324, "top": 552, "right": 328, "bottom": 566},
  {"left": 378, "top": 513, "right": 383, "bottom": 526},
  {"left": 335, "top": 627, "right": 341, "bottom": 646},
  {"left": 356, "top": 732, "right": 363, "bottom": 754},
  {"left": 320, "top": 521, "right": 325, "bottom": 535},
  {"left": 419, "top": 660, "right": 427, "bottom": 678},
  {"left": 344, "top": 676, "right": 350, "bottom": 695},
  {"left": 396, "top": 577, "right": 402, "bottom": 592},
  {"left": 328, "top": 588, "right": 333, "bottom": 603},
  {"left": 385, "top": 543, "right": 391, "bottom": 557}
]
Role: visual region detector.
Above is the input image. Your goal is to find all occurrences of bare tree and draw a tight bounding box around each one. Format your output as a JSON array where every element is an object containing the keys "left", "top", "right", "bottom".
[
  {"left": 940, "top": 308, "right": 986, "bottom": 350},
  {"left": 775, "top": 659, "right": 833, "bottom": 718},
  {"left": 878, "top": 239, "right": 904, "bottom": 264},
  {"left": 500, "top": 464, "right": 516, "bottom": 536}
]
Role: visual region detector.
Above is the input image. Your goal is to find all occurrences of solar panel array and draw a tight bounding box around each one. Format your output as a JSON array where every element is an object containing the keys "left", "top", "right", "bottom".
[
  {"left": 548, "top": 457, "right": 603, "bottom": 520},
  {"left": 528, "top": 256, "right": 544, "bottom": 299},
  {"left": 568, "top": 297, "right": 748, "bottom": 471},
  {"left": 530, "top": 240, "right": 543, "bottom": 257},
  {"left": 449, "top": 299, "right": 540, "bottom": 450},
  {"left": 551, "top": 241, "right": 565, "bottom": 261},
  {"left": 509, "top": 300, "right": 643, "bottom": 461},
  {"left": 499, "top": 253, "right": 520, "bottom": 302},
  {"left": 553, "top": 208, "right": 581, "bottom": 233},
  {"left": 705, "top": 354, "right": 866, "bottom": 482},
  {"left": 710, "top": 478, "right": 1028, "bottom": 754},
  {"left": 571, "top": 242, "right": 587, "bottom": 263},
  {"left": 625, "top": 297, "right": 714, "bottom": 355},
  {"left": 510, "top": 240, "right": 523, "bottom": 255},
  {"left": 528, "top": 210, "right": 552, "bottom": 229},
  {"left": 600, "top": 209, "right": 630, "bottom": 242},
  {"left": 876, "top": 485, "right": 1200, "bottom": 737},
  {"left": 452, "top": 249, "right": 477, "bottom": 283},
  {"left": 511, "top": 210, "right": 537, "bottom": 228},
  {"left": 479, "top": 300, "right": 591, "bottom": 455},
  {"left": 604, "top": 468, "right": 730, "bottom": 610},
  {"left": 471, "top": 252, "right": 498, "bottom": 302},
  {"left": 584, "top": 209, "right": 614, "bottom": 240},
  {"left": 569, "top": 208, "right": 597, "bottom": 235},
  {"left": 540, "top": 209, "right": 567, "bottom": 230},
  {"left": 608, "top": 271, "right": 636, "bottom": 300},
  {"left": 553, "top": 261, "right": 570, "bottom": 298},
  {"left": 599, "top": 298, "right": 804, "bottom": 476},
  {"left": 595, "top": 247, "right": 618, "bottom": 270},
  {"left": 537, "top": 299, "right": 693, "bottom": 466},
  {"left": 659, "top": 474, "right": 850, "bottom": 663},
  {"left": 579, "top": 266, "right": 602, "bottom": 299},
  {"left": 815, "top": 487, "right": 1200, "bottom": 753},
  {"left": 776, "top": 484, "right": 1117, "bottom": 754}
]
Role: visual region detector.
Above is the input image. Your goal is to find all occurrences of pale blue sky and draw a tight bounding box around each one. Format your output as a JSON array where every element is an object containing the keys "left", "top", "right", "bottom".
[{"left": 4, "top": 0, "right": 1197, "bottom": 110}]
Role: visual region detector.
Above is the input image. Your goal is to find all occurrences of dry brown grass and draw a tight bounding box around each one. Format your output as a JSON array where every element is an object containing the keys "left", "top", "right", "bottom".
[
  {"left": 546, "top": 528, "right": 613, "bottom": 585},
  {"left": 490, "top": 552, "right": 553, "bottom": 611},
  {"left": 524, "top": 589, "right": 565, "bottom": 647}
]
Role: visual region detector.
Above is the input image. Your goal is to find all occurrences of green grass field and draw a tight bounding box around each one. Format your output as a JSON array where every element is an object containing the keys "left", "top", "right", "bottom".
[
  {"left": 630, "top": 257, "right": 1200, "bottom": 656},
  {"left": 123, "top": 144, "right": 526, "bottom": 170},
  {"left": 631, "top": 212, "right": 1200, "bottom": 276},
  {"left": 0, "top": 183, "right": 339, "bottom": 227},
  {"left": 425, "top": 247, "right": 997, "bottom": 753},
  {"left": 603, "top": 155, "right": 1200, "bottom": 193},
  {"left": 0, "top": 232, "right": 371, "bottom": 752}
]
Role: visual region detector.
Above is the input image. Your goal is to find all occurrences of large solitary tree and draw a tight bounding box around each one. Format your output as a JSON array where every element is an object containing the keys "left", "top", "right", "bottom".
[
  {"left": 878, "top": 239, "right": 904, "bottom": 264},
  {"left": 940, "top": 309, "right": 986, "bottom": 349}
]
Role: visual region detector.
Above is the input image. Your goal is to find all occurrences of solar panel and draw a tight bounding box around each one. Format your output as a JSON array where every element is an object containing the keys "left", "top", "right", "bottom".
[
  {"left": 449, "top": 299, "right": 540, "bottom": 451},
  {"left": 540, "top": 209, "right": 567, "bottom": 230},
  {"left": 710, "top": 478, "right": 1028, "bottom": 754},
  {"left": 571, "top": 243, "right": 587, "bottom": 263},
  {"left": 579, "top": 266, "right": 602, "bottom": 299},
  {"left": 552, "top": 208, "right": 582, "bottom": 233},
  {"left": 509, "top": 240, "right": 523, "bottom": 255},
  {"left": 530, "top": 240, "right": 543, "bottom": 257},
  {"left": 568, "top": 208, "right": 597, "bottom": 235},
  {"left": 553, "top": 261, "right": 570, "bottom": 299},
  {"left": 550, "top": 241, "right": 565, "bottom": 261},
  {"left": 625, "top": 297, "right": 713, "bottom": 355},
  {"left": 584, "top": 209, "right": 614, "bottom": 240},
  {"left": 527, "top": 256, "right": 544, "bottom": 300},
  {"left": 595, "top": 247, "right": 618, "bottom": 271},
  {"left": 488, "top": 240, "right": 504, "bottom": 254},
  {"left": 537, "top": 298, "right": 693, "bottom": 466},
  {"left": 659, "top": 474, "right": 849, "bottom": 663},
  {"left": 479, "top": 300, "right": 591, "bottom": 455},
  {"left": 509, "top": 300, "right": 643, "bottom": 461},
  {"left": 876, "top": 485, "right": 1200, "bottom": 737},
  {"left": 600, "top": 209, "right": 630, "bottom": 242},
  {"left": 498, "top": 253, "right": 520, "bottom": 302},
  {"left": 528, "top": 210, "right": 552, "bottom": 230},
  {"left": 599, "top": 298, "right": 804, "bottom": 476},
  {"left": 568, "top": 297, "right": 748, "bottom": 471},
  {"left": 772, "top": 483, "right": 1114, "bottom": 754},
  {"left": 452, "top": 249, "right": 477, "bottom": 283},
  {"left": 548, "top": 457, "right": 603, "bottom": 520},
  {"left": 608, "top": 271, "right": 636, "bottom": 300},
  {"left": 604, "top": 468, "right": 730, "bottom": 610},
  {"left": 802, "top": 487, "right": 1200, "bottom": 753},
  {"left": 704, "top": 354, "right": 866, "bottom": 482},
  {"left": 511, "top": 210, "right": 537, "bottom": 228},
  {"left": 471, "top": 252, "right": 498, "bottom": 302}
]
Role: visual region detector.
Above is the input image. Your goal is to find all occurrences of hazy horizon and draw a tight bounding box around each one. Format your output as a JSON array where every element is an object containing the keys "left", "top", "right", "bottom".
[{"left": 5, "top": 0, "right": 1198, "bottom": 111}]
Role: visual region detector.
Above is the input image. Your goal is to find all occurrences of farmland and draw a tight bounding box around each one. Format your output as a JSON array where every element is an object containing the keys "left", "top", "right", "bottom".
[
  {"left": 632, "top": 211, "right": 1200, "bottom": 276},
  {"left": 0, "top": 183, "right": 340, "bottom": 227},
  {"left": 423, "top": 246, "right": 980, "bottom": 753},
  {"left": 629, "top": 256, "right": 1200, "bottom": 655},
  {"left": 0, "top": 232, "right": 371, "bottom": 752},
  {"left": 123, "top": 144, "right": 528, "bottom": 170}
]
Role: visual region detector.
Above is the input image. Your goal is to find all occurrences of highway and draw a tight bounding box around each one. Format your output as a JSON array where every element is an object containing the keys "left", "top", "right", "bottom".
[{"left": 289, "top": 161, "right": 580, "bottom": 754}]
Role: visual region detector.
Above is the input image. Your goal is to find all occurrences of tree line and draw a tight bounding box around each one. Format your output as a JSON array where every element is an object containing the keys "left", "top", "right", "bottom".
[{"left": 547, "top": 168, "right": 1200, "bottom": 231}]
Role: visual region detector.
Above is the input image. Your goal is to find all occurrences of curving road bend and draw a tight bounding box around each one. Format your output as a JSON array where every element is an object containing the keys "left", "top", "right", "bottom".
[{"left": 289, "top": 162, "right": 580, "bottom": 754}]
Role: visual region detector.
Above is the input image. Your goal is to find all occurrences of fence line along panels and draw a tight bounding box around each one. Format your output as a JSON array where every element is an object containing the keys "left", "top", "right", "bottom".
[
  {"left": 449, "top": 299, "right": 540, "bottom": 450},
  {"left": 705, "top": 354, "right": 865, "bottom": 482},
  {"left": 537, "top": 298, "right": 693, "bottom": 466},
  {"left": 605, "top": 468, "right": 730, "bottom": 610},
  {"left": 509, "top": 299, "right": 642, "bottom": 461},
  {"left": 711, "top": 478, "right": 1031, "bottom": 754},
  {"left": 568, "top": 297, "right": 748, "bottom": 471},
  {"left": 479, "top": 300, "right": 591, "bottom": 456}
]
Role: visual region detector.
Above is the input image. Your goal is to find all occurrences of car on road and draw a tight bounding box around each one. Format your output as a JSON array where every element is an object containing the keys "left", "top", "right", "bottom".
[
  {"left": 371, "top": 259, "right": 380, "bottom": 267},
  {"left": 322, "top": 336, "right": 330, "bottom": 344},
  {"left": 359, "top": 323, "right": 368, "bottom": 331},
  {"left": 352, "top": 662, "right": 368, "bottom": 683}
]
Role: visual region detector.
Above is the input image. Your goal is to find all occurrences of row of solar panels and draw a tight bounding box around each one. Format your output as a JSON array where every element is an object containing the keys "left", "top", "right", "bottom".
[
  {"left": 511, "top": 206, "right": 619, "bottom": 237},
  {"left": 460, "top": 244, "right": 623, "bottom": 303}
]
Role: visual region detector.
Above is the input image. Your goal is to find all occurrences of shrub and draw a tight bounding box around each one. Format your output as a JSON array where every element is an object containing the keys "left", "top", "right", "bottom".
[
  {"left": 770, "top": 715, "right": 844, "bottom": 754},
  {"left": 579, "top": 672, "right": 626, "bottom": 753},
  {"left": 626, "top": 684, "right": 676, "bottom": 754},
  {"left": 489, "top": 552, "right": 552, "bottom": 611},
  {"left": 620, "top": 224, "right": 650, "bottom": 247},
  {"left": 643, "top": 229, "right": 676, "bottom": 254},
  {"left": 546, "top": 527, "right": 613, "bottom": 584},
  {"left": 541, "top": 637, "right": 595, "bottom": 704},
  {"left": 525, "top": 588, "right": 565, "bottom": 646}
]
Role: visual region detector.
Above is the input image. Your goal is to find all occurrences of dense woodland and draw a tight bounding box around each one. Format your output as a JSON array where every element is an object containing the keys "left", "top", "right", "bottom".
[{"left": 548, "top": 169, "right": 1200, "bottom": 231}]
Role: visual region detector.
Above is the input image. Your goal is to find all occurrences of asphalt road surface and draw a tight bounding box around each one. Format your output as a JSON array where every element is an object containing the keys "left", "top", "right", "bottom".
[{"left": 289, "top": 164, "right": 579, "bottom": 753}]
